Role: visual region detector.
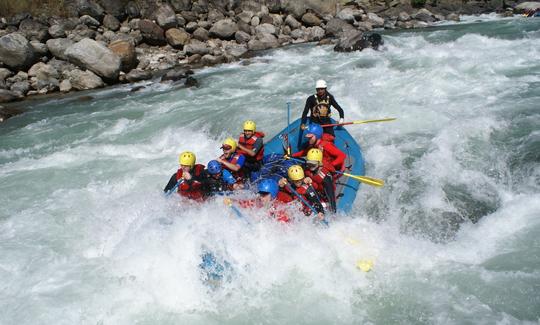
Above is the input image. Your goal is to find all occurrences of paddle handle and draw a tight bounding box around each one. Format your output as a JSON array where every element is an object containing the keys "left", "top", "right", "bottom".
[{"left": 321, "top": 118, "right": 396, "bottom": 128}]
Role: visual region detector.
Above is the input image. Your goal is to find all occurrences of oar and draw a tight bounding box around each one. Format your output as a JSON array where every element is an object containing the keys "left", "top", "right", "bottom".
[
  {"left": 165, "top": 179, "right": 184, "bottom": 196},
  {"left": 286, "top": 102, "right": 292, "bottom": 156},
  {"left": 223, "top": 198, "right": 250, "bottom": 224},
  {"left": 335, "top": 171, "right": 384, "bottom": 187},
  {"left": 321, "top": 118, "right": 396, "bottom": 128}
]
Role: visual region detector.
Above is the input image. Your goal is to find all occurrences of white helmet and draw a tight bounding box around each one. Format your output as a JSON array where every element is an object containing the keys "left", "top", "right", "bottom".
[{"left": 315, "top": 79, "right": 327, "bottom": 89}]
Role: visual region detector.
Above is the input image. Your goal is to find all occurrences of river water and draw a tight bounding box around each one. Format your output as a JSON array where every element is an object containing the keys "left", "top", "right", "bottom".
[{"left": 1, "top": 16, "right": 539, "bottom": 324}]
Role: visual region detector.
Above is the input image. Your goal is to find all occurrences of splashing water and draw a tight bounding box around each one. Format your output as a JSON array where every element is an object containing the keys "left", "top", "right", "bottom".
[{"left": 1, "top": 17, "right": 539, "bottom": 324}]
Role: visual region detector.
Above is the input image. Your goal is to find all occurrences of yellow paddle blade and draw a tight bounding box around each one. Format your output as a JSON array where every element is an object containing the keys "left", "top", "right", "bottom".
[
  {"left": 352, "top": 118, "right": 396, "bottom": 125},
  {"left": 342, "top": 173, "right": 385, "bottom": 187},
  {"left": 356, "top": 259, "right": 374, "bottom": 272},
  {"left": 345, "top": 237, "right": 360, "bottom": 246}
]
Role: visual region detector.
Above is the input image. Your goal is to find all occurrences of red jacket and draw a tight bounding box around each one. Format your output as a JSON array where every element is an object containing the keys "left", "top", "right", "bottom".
[
  {"left": 238, "top": 131, "right": 265, "bottom": 162},
  {"left": 175, "top": 164, "right": 206, "bottom": 201},
  {"left": 304, "top": 162, "right": 336, "bottom": 196},
  {"left": 292, "top": 134, "right": 346, "bottom": 171},
  {"left": 237, "top": 198, "right": 291, "bottom": 223}
]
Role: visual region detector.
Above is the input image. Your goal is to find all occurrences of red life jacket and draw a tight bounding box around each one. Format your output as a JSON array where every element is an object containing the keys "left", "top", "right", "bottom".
[
  {"left": 291, "top": 138, "right": 345, "bottom": 172},
  {"left": 238, "top": 131, "right": 265, "bottom": 162},
  {"left": 305, "top": 162, "right": 336, "bottom": 196},
  {"left": 175, "top": 164, "right": 205, "bottom": 201}
]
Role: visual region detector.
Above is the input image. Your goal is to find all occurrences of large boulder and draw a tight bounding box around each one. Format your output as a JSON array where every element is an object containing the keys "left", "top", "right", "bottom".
[
  {"left": 248, "top": 33, "right": 279, "bottom": 51},
  {"left": 184, "top": 39, "right": 210, "bottom": 55},
  {"left": 516, "top": 2, "right": 540, "bottom": 11},
  {"left": 324, "top": 18, "right": 354, "bottom": 37},
  {"left": 281, "top": 0, "right": 338, "bottom": 18},
  {"left": 285, "top": 15, "right": 302, "bottom": 29},
  {"left": 302, "top": 12, "right": 322, "bottom": 26},
  {"left": 209, "top": 19, "right": 238, "bottom": 39},
  {"left": 75, "top": 0, "right": 105, "bottom": 21},
  {"left": 48, "top": 24, "right": 67, "bottom": 38},
  {"left": 165, "top": 28, "right": 190, "bottom": 49},
  {"left": 139, "top": 19, "right": 166, "bottom": 46},
  {"left": 255, "top": 23, "right": 277, "bottom": 35},
  {"left": 334, "top": 31, "right": 383, "bottom": 52},
  {"left": 337, "top": 8, "right": 356, "bottom": 23},
  {"left": 65, "top": 38, "right": 121, "bottom": 81},
  {"left": 0, "top": 105, "right": 24, "bottom": 122},
  {"left": 170, "top": 0, "right": 192, "bottom": 11},
  {"left": 0, "top": 33, "right": 36, "bottom": 71},
  {"left": 108, "top": 39, "right": 137, "bottom": 72},
  {"left": 153, "top": 4, "right": 177, "bottom": 30},
  {"left": 97, "top": 0, "right": 127, "bottom": 19},
  {"left": 102, "top": 14, "right": 120, "bottom": 31},
  {"left": 66, "top": 69, "right": 105, "bottom": 90},
  {"left": 125, "top": 68, "right": 153, "bottom": 82},
  {"left": 18, "top": 19, "right": 49, "bottom": 42},
  {"left": 0, "top": 89, "right": 20, "bottom": 103},
  {"left": 46, "top": 38, "right": 74, "bottom": 61}
]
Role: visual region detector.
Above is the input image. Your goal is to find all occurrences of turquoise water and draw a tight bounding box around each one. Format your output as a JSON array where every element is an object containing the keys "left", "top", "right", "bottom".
[{"left": 1, "top": 17, "right": 539, "bottom": 324}]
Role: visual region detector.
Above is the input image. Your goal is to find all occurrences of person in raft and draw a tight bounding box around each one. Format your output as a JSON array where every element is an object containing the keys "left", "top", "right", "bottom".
[
  {"left": 301, "top": 79, "right": 345, "bottom": 136},
  {"left": 163, "top": 151, "right": 206, "bottom": 201}
]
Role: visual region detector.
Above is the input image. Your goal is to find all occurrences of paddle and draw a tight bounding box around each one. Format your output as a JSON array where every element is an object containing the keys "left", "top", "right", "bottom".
[
  {"left": 165, "top": 179, "right": 184, "bottom": 196},
  {"left": 335, "top": 171, "right": 384, "bottom": 187},
  {"left": 321, "top": 118, "right": 396, "bottom": 128},
  {"left": 344, "top": 236, "right": 375, "bottom": 272},
  {"left": 223, "top": 198, "right": 250, "bottom": 224}
]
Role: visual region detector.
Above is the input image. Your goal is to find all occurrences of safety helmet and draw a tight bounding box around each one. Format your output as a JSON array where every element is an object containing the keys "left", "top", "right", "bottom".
[
  {"left": 179, "top": 151, "right": 196, "bottom": 167},
  {"left": 243, "top": 120, "right": 256, "bottom": 132},
  {"left": 258, "top": 178, "right": 279, "bottom": 199},
  {"left": 306, "top": 148, "right": 323, "bottom": 163},
  {"left": 221, "top": 137, "right": 237, "bottom": 151},
  {"left": 288, "top": 165, "right": 305, "bottom": 181},
  {"left": 315, "top": 79, "right": 327, "bottom": 89},
  {"left": 207, "top": 160, "right": 222, "bottom": 175},
  {"left": 305, "top": 123, "right": 323, "bottom": 140}
]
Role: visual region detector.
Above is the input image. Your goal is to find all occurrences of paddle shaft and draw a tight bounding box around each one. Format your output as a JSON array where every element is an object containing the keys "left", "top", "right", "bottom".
[
  {"left": 321, "top": 118, "right": 396, "bottom": 128},
  {"left": 336, "top": 171, "right": 384, "bottom": 187}
]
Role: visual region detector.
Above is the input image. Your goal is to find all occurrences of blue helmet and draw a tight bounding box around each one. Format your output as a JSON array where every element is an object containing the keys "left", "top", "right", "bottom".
[
  {"left": 207, "top": 160, "right": 222, "bottom": 175},
  {"left": 305, "top": 123, "right": 323, "bottom": 140},
  {"left": 258, "top": 178, "right": 279, "bottom": 199}
]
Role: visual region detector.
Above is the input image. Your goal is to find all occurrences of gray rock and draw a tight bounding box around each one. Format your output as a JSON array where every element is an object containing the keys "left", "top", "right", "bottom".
[
  {"left": 7, "top": 71, "right": 28, "bottom": 84},
  {"left": 398, "top": 12, "right": 411, "bottom": 22},
  {"left": 18, "top": 19, "right": 49, "bottom": 42},
  {"left": 413, "top": 9, "right": 435, "bottom": 23},
  {"left": 224, "top": 43, "right": 248, "bottom": 57},
  {"left": 28, "top": 62, "right": 59, "bottom": 80},
  {"left": 324, "top": 18, "right": 354, "bottom": 37},
  {"left": 238, "top": 11, "right": 255, "bottom": 24},
  {"left": 248, "top": 33, "right": 278, "bottom": 50},
  {"left": 129, "top": 18, "right": 140, "bottom": 30},
  {"left": 79, "top": 15, "right": 101, "bottom": 27},
  {"left": 47, "top": 58, "right": 77, "bottom": 78},
  {"left": 412, "top": 20, "right": 429, "bottom": 28},
  {"left": 125, "top": 68, "right": 153, "bottom": 82},
  {"left": 185, "top": 21, "right": 198, "bottom": 33},
  {"left": 185, "top": 76, "right": 198, "bottom": 87},
  {"left": 184, "top": 39, "right": 210, "bottom": 55},
  {"left": 10, "top": 81, "right": 30, "bottom": 95},
  {"left": 235, "top": 31, "right": 251, "bottom": 44},
  {"left": 165, "top": 28, "right": 190, "bottom": 49},
  {"left": 285, "top": 15, "right": 302, "bottom": 29},
  {"left": 76, "top": 0, "right": 105, "bottom": 21},
  {"left": 260, "top": 14, "right": 273, "bottom": 25},
  {"left": 209, "top": 19, "right": 238, "bottom": 39},
  {"left": 207, "top": 9, "right": 225, "bottom": 23},
  {"left": 334, "top": 31, "right": 383, "bottom": 52},
  {"left": 30, "top": 41, "right": 49, "bottom": 57},
  {"left": 337, "top": 8, "right": 356, "bottom": 23},
  {"left": 46, "top": 38, "right": 75, "bottom": 61},
  {"left": 0, "top": 33, "right": 36, "bottom": 71},
  {"left": 255, "top": 23, "right": 276, "bottom": 36},
  {"left": 125, "top": 1, "right": 141, "bottom": 18},
  {"left": 161, "top": 68, "right": 187, "bottom": 82},
  {"left": 251, "top": 16, "right": 260, "bottom": 27},
  {"left": 154, "top": 4, "right": 177, "bottom": 30},
  {"left": 175, "top": 14, "right": 186, "bottom": 27},
  {"left": 0, "top": 68, "right": 13, "bottom": 81},
  {"left": 306, "top": 26, "right": 325, "bottom": 42},
  {"left": 59, "top": 79, "right": 72, "bottom": 92},
  {"left": 200, "top": 54, "right": 225, "bottom": 66},
  {"left": 103, "top": 14, "right": 120, "bottom": 31},
  {"left": 446, "top": 13, "right": 460, "bottom": 21},
  {"left": 65, "top": 38, "right": 121, "bottom": 81},
  {"left": 290, "top": 28, "right": 305, "bottom": 40},
  {"left": 302, "top": 13, "right": 321, "bottom": 27},
  {"left": 108, "top": 39, "right": 137, "bottom": 72},
  {"left": 193, "top": 27, "right": 209, "bottom": 41},
  {"left": 68, "top": 24, "right": 96, "bottom": 42},
  {"left": 197, "top": 20, "right": 211, "bottom": 29},
  {"left": 170, "top": 0, "right": 192, "bottom": 11},
  {"left": 516, "top": 1, "right": 540, "bottom": 11},
  {"left": 48, "top": 24, "right": 67, "bottom": 38},
  {"left": 66, "top": 69, "right": 105, "bottom": 90},
  {"left": 271, "top": 14, "right": 283, "bottom": 26},
  {"left": 0, "top": 89, "right": 20, "bottom": 103},
  {"left": 138, "top": 19, "right": 166, "bottom": 46},
  {"left": 367, "top": 13, "right": 385, "bottom": 28}
]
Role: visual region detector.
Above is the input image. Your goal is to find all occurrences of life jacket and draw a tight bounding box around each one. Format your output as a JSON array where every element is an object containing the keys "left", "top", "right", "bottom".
[
  {"left": 305, "top": 163, "right": 336, "bottom": 194},
  {"left": 238, "top": 131, "right": 265, "bottom": 162},
  {"left": 311, "top": 94, "right": 331, "bottom": 118},
  {"left": 221, "top": 152, "right": 245, "bottom": 180},
  {"left": 175, "top": 164, "right": 206, "bottom": 201},
  {"left": 292, "top": 137, "right": 345, "bottom": 171}
]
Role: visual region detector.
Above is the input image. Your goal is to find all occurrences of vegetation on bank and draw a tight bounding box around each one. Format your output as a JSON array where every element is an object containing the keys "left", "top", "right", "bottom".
[{"left": 0, "top": 0, "right": 68, "bottom": 17}]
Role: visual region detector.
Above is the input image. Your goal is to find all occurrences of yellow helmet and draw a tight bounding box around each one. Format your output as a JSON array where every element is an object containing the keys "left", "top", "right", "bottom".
[
  {"left": 222, "top": 137, "right": 237, "bottom": 151},
  {"left": 243, "top": 120, "right": 256, "bottom": 132},
  {"left": 288, "top": 165, "right": 305, "bottom": 181},
  {"left": 179, "top": 151, "right": 196, "bottom": 167},
  {"left": 306, "top": 148, "right": 323, "bottom": 163}
]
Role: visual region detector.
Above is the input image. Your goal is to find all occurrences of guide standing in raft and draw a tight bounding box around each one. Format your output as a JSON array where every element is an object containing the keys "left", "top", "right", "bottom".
[{"left": 301, "top": 79, "right": 345, "bottom": 136}]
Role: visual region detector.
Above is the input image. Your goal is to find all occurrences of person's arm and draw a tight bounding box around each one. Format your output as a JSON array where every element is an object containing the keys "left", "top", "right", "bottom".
[
  {"left": 329, "top": 94, "right": 344, "bottom": 120},
  {"left": 219, "top": 154, "right": 244, "bottom": 172},
  {"left": 301, "top": 96, "right": 313, "bottom": 126},
  {"left": 222, "top": 170, "right": 236, "bottom": 185},
  {"left": 324, "top": 142, "right": 346, "bottom": 169}
]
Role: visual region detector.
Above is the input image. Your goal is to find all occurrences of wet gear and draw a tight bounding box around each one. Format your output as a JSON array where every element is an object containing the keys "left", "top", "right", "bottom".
[{"left": 302, "top": 92, "right": 344, "bottom": 136}]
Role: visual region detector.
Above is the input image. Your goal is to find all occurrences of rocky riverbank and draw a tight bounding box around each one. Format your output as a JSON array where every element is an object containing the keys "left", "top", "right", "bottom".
[{"left": 0, "top": 0, "right": 531, "bottom": 122}]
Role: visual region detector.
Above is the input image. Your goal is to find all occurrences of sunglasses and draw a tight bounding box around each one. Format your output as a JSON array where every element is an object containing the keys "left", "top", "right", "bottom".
[
  {"left": 221, "top": 145, "right": 232, "bottom": 150},
  {"left": 306, "top": 161, "right": 318, "bottom": 168}
]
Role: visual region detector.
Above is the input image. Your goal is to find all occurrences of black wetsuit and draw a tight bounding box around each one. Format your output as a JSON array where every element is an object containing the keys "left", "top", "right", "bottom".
[{"left": 301, "top": 92, "right": 344, "bottom": 136}]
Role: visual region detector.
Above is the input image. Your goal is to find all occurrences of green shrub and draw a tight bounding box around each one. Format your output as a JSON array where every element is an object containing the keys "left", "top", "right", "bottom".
[
  {"left": 0, "top": 0, "right": 67, "bottom": 17},
  {"left": 411, "top": 0, "right": 427, "bottom": 8}
]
